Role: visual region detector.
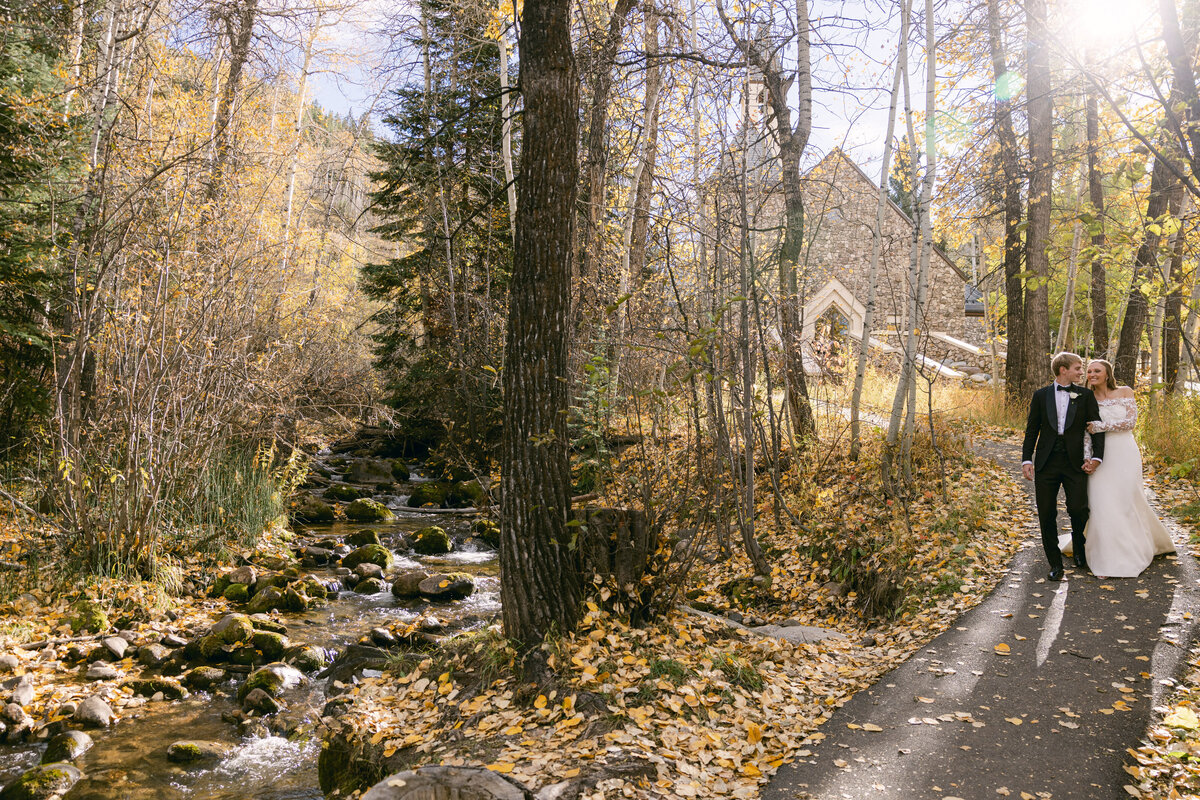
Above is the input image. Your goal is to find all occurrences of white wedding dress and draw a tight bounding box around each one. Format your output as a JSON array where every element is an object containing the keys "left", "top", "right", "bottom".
[{"left": 1059, "top": 397, "right": 1174, "bottom": 577}]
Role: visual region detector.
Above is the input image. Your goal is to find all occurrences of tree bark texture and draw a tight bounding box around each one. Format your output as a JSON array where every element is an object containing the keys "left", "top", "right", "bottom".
[
  {"left": 987, "top": 0, "right": 1026, "bottom": 398},
  {"left": 1086, "top": 91, "right": 1109, "bottom": 355},
  {"left": 500, "top": 0, "right": 583, "bottom": 648},
  {"left": 1023, "top": 0, "right": 1053, "bottom": 393},
  {"left": 1162, "top": 198, "right": 1189, "bottom": 391},
  {"left": 208, "top": 0, "right": 258, "bottom": 197},
  {"left": 1114, "top": 156, "right": 1178, "bottom": 386}
]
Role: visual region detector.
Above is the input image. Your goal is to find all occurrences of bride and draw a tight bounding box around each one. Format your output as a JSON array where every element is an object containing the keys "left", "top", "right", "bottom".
[{"left": 1060, "top": 359, "right": 1174, "bottom": 578}]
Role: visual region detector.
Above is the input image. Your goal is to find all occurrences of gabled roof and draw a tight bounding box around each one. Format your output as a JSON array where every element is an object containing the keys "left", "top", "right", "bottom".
[{"left": 803, "top": 148, "right": 970, "bottom": 282}]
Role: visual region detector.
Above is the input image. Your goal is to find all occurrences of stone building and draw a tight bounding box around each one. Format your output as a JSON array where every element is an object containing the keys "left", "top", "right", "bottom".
[{"left": 709, "top": 80, "right": 993, "bottom": 379}]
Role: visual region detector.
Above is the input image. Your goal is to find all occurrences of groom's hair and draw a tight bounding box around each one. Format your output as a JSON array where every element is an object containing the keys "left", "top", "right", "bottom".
[{"left": 1050, "top": 351, "right": 1082, "bottom": 375}]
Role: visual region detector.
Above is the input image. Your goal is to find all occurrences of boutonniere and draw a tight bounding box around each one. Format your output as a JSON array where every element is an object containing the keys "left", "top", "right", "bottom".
[{"left": 1068, "top": 391, "right": 1080, "bottom": 400}]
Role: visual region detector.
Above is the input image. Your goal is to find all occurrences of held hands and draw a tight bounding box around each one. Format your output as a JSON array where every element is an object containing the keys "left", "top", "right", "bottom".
[
  {"left": 1082, "top": 459, "right": 1100, "bottom": 474},
  {"left": 1022, "top": 463, "right": 1034, "bottom": 481},
  {"left": 1086, "top": 422, "right": 1096, "bottom": 433}
]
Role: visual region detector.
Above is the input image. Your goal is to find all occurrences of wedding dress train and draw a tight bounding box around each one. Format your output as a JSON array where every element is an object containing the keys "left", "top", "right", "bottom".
[{"left": 1059, "top": 397, "right": 1174, "bottom": 577}]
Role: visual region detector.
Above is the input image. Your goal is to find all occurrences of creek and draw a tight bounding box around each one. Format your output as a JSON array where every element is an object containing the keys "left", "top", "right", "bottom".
[{"left": 0, "top": 458, "right": 496, "bottom": 800}]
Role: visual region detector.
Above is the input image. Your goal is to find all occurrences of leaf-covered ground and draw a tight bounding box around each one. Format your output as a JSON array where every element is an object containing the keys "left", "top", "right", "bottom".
[
  {"left": 329, "top": 433, "right": 1034, "bottom": 798},
  {"left": 1124, "top": 463, "right": 1200, "bottom": 799}
]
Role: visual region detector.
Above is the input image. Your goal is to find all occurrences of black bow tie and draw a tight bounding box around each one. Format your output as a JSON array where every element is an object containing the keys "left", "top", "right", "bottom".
[{"left": 1056, "top": 384, "right": 1073, "bottom": 392}]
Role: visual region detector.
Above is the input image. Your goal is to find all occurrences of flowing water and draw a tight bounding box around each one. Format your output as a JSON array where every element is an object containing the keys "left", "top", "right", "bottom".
[{"left": 0, "top": 461, "right": 496, "bottom": 799}]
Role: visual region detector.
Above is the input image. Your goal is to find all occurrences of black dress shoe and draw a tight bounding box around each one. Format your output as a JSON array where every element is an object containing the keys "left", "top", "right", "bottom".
[
  {"left": 1073, "top": 556, "right": 1088, "bottom": 570},
  {"left": 1048, "top": 569, "right": 1064, "bottom": 582}
]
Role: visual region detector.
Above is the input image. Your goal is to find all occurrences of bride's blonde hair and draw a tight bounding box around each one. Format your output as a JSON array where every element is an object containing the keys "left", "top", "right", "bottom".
[{"left": 1089, "top": 359, "right": 1118, "bottom": 390}]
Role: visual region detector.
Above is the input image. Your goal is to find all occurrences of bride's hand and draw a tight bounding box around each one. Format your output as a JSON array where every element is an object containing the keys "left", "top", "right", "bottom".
[{"left": 1086, "top": 422, "right": 1096, "bottom": 433}]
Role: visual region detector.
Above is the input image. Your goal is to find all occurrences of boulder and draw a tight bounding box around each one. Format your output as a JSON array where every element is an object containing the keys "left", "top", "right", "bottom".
[
  {"left": 226, "top": 565, "right": 257, "bottom": 587},
  {"left": 406, "top": 482, "right": 447, "bottom": 508},
  {"left": 299, "top": 545, "right": 335, "bottom": 566},
  {"left": 41, "top": 731, "right": 92, "bottom": 764},
  {"left": 69, "top": 601, "right": 108, "bottom": 634},
  {"left": 7, "top": 676, "right": 33, "bottom": 707},
  {"left": 342, "top": 543, "right": 393, "bottom": 570},
  {"left": 391, "top": 570, "right": 428, "bottom": 598},
  {"left": 245, "top": 586, "right": 284, "bottom": 615},
  {"left": 292, "top": 495, "right": 335, "bottom": 523},
  {"left": 391, "top": 461, "right": 410, "bottom": 481},
  {"left": 359, "top": 766, "right": 530, "bottom": 800},
  {"left": 85, "top": 662, "right": 119, "bottom": 681},
  {"left": 184, "top": 666, "right": 226, "bottom": 690},
  {"left": 471, "top": 519, "right": 501, "bottom": 549},
  {"left": 0, "top": 763, "right": 83, "bottom": 800},
  {"left": 0, "top": 654, "right": 19, "bottom": 674},
  {"left": 345, "top": 498, "right": 395, "bottom": 523},
  {"left": 354, "top": 578, "right": 387, "bottom": 595},
  {"left": 198, "top": 614, "right": 254, "bottom": 659},
  {"left": 166, "top": 740, "right": 230, "bottom": 764},
  {"left": 346, "top": 460, "right": 395, "bottom": 485},
  {"left": 238, "top": 662, "right": 303, "bottom": 701},
  {"left": 127, "top": 677, "right": 188, "bottom": 700},
  {"left": 324, "top": 483, "right": 370, "bottom": 502},
  {"left": 241, "top": 687, "right": 280, "bottom": 715},
  {"left": 417, "top": 573, "right": 475, "bottom": 601},
  {"left": 222, "top": 583, "right": 250, "bottom": 603},
  {"left": 73, "top": 696, "right": 112, "bottom": 728},
  {"left": 448, "top": 480, "right": 485, "bottom": 508},
  {"left": 353, "top": 563, "right": 384, "bottom": 581},
  {"left": 346, "top": 528, "right": 381, "bottom": 548},
  {"left": 283, "top": 645, "right": 327, "bottom": 673},
  {"left": 412, "top": 526, "right": 452, "bottom": 555},
  {"left": 1, "top": 703, "right": 27, "bottom": 725},
  {"left": 249, "top": 615, "right": 287, "bottom": 634},
  {"left": 161, "top": 633, "right": 187, "bottom": 648},
  {"left": 251, "top": 630, "right": 289, "bottom": 660}
]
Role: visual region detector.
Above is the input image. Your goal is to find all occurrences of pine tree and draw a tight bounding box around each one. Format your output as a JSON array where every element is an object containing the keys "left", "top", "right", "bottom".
[{"left": 363, "top": 0, "right": 513, "bottom": 459}]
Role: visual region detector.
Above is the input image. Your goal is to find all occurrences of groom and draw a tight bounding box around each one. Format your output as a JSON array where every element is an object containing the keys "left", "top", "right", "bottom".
[{"left": 1021, "top": 352, "right": 1106, "bottom": 581}]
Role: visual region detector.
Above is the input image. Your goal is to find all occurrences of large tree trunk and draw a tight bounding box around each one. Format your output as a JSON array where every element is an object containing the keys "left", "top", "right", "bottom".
[
  {"left": 499, "top": 0, "right": 583, "bottom": 648},
  {"left": 1114, "top": 156, "right": 1178, "bottom": 386},
  {"left": 1023, "top": 0, "right": 1053, "bottom": 393},
  {"left": 1086, "top": 90, "right": 1109, "bottom": 355},
  {"left": 208, "top": 0, "right": 258, "bottom": 197},
  {"left": 986, "top": 0, "right": 1026, "bottom": 399}
]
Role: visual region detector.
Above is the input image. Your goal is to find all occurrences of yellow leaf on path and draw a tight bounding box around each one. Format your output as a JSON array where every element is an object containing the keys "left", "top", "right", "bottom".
[
  {"left": 742, "top": 764, "right": 761, "bottom": 777},
  {"left": 534, "top": 694, "right": 547, "bottom": 709},
  {"left": 994, "top": 643, "right": 1010, "bottom": 655},
  {"left": 996, "top": 788, "right": 1010, "bottom": 796},
  {"left": 748, "top": 723, "right": 763, "bottom": 744},
  {"left": 1163, "top": 706, "right": 1200, "bottom": 730},
  {"left": 369, "top": 731, "right": 385, "bottom": 745},
  {"left": 916, "top": 696, "right": 935, "bottom": 704},
  {"left": 833, "top": 759, "right": 849, "bottom": 768},
  {"left": 487, "top": 763, "right": 514, "bottom": 774},
  {"left": 383, "top": 747, "right": 397, "bottom": 757},
  {"left": 862, "top": 723, "right": 883, "bottom": 732},
  {"left": 1005, "top": 717, "right": 1023, "bottom": 725}
]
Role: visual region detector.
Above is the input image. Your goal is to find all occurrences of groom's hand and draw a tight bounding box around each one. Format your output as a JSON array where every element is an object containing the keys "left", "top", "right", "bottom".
[
  {"left": 1022, "top": 463, "right": 1034, "bottom": 481},
  {"left": 1083, "top": 459, "right": 1100, "bottom": 474}
]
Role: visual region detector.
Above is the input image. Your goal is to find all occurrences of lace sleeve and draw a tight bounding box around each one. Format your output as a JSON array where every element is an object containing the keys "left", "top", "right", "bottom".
[
  {"left": 1091, "top": 397, "right": 1137, "bottom": 433},
  {"left": 1084, "top": 432, "right": 1093, "bottom": 461}
]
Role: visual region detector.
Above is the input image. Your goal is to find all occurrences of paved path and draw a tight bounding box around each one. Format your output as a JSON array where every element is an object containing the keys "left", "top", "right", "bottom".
[{"left": 764, "top": 440, "right": 1200, "bottom": 800}]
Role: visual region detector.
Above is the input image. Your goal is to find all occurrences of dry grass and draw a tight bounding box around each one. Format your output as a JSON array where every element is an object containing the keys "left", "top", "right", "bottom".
[{"left": 1138, "top": 392, "right": 1200, "bottom": 475}]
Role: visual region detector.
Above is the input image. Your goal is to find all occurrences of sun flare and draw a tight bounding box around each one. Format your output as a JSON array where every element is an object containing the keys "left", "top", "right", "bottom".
[{"left": 1063, "top": 0, "right": 1156, "bottom": 51}]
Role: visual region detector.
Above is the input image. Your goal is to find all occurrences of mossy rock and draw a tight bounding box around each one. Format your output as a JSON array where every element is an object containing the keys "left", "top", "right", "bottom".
[
  {"left": 412, "top": 526, "right": 452, "bottom": 555},
  {"left": 345, "top": 498, "right": 394, "bottom": 523},
  {"left": 127, "top": 677, "right": 188, "bottom": 700},
  {"left": 391, "top": 570, "right": 428, "bottom": 598},
  {"left": 211, "top": 574, "right": 232, "bottom": 598},
  {"left": 183, "top": 666, "right": 226, "bottom": 690},
  {"left": 406, "top": 483, "right": 448, "bottom": 508},
  {"left": 353, "top": 577, "right": 387, "bottom": 595},
  {"left": 249, "top": 615, "right": 287, "bottom": 634},
  {"left": 0, "top": 763, "right": 82, "bottom": 800},
  {"left": 298, "top": 576, "right": 331, "bottom": 601},
  {"left": 283, "top": 586, "right": 310, "bottom": 612},
  {"left": 446, "top": 480, "right": 485, "bottom": 508},
  {"left": 166, "top": 740, "right": 230, "bottom": 764},
  {"left": 292, "top": 495, "right": 335, "bottom": 523},
  {"left": 238, "top": 663, "right": 303, "bottom": 701},
  {"left": 346, "top": 528, "right": 381, "bottom": 548},
  {"left": 471, "top": 519, "right": 501, "bottom": 548},
  {"left": 228, "top": 645, "right": 258, "bottom": 666},
  {"left": 342, "top": 543, "right": 393, "bottom": 570},
  {"left": 245, "top": 586, "right": 284, "bottom": 615},
  {"left": 69, "top": 601, "right": 108, "bottom": 634},
  {"left": 41, "top": 731, "right": 92, "bottom": 764},
  {"left": 391, "top": 461, "right": 410, "bottom": 481},
  {"left": 324, "top": 484, "right": 370, "bottom": 502},
  {"left": 252, "top": 630, "right": 289, "bottom": 659},
  {"left": 198, "top": 614, "right": 254, "bottom": 659},
  {"left": 283, "top": 645, "right": 327, "bottom": 673},
  {"left": 222, "top": 583, "right": 250, "bottom": 603}
]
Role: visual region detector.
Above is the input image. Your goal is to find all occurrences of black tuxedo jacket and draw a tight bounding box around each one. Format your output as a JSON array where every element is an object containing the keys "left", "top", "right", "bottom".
[{"left": 1021, "top": 383, "right": 1106, "bottom": 472}]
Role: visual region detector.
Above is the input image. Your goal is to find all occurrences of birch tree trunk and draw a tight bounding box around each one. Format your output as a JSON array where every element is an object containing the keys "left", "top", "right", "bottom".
[
  {"left": 498, "top": 26, "right": 517, "bottom": 241},
  {"left": 1163, "top": 196, "right": 1190, "bottom": 392},
  {"left": 850, "top": 0, "right": 908, "bottom": 460},
  {"left": 500, "top": 0, "right": 583, "bottom": 647},
  {"left": 1086, "top": 88, "right": 1110, "bottom": 355}
]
